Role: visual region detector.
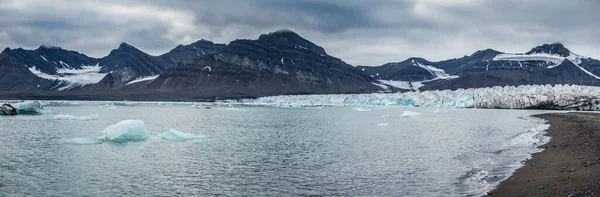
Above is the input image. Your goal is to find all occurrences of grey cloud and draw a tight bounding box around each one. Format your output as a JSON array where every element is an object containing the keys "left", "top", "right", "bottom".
[{"left": 0, "top": 0, "right": 598, "bottom": 65}]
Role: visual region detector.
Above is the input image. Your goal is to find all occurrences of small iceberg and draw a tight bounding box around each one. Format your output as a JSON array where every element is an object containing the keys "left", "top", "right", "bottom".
[
  {"left": 400, "top": 111, "right": 421, "bottom": 118},
  {"left": 377, "top": 123, "right": 389, "bottom": 126},
  {"left": 1, "top": 101, "right": 44, "bottom": 115},
  {"left": 157, "top": 129, "right": 206, "bottom": 141},
  {"left": 53, "top": 114, "right": 99, "bottom": 121},
  {"left": 66, "top": 120, "right": 205, "bottom": 145},
  {"left": 100, "top": 120, "right": 149, "bottom": 141}
]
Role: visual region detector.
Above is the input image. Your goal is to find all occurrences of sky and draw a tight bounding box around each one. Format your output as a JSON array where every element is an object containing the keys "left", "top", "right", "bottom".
[{"left": 0, "top": 0, "right": 598, "bottom": 66}]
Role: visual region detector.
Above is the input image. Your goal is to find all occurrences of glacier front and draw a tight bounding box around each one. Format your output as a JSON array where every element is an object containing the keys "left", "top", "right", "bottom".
[{"left": 226, "top": 84, "right": 600, "bottom": 110}]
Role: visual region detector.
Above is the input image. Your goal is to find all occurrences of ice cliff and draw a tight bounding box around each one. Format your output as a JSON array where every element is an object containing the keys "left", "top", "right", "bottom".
[{"left": 227, "top": 84, "right": 600, "bottom": 110}]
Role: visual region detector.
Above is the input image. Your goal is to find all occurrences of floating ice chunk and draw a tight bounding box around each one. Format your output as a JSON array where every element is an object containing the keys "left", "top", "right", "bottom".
[
  {"left": 377, "top": 123, "right": 389, "bottom": 126},
  {"left": 305, "top": 106, "right": 323, "bottom": 109},
  {"left": 65, "top": 137, "right": 103, "bottom": 145},
  {"left": 380, "top": 115, "right": 390, "bottom": 118},
  {"left": 352, "top": 107, "right": 372, "bottom": 112},
  {"left": 219, "top": 107, "right": 245, "bottom": 111},
  {"left": 157, "top": 129, "right": 205, "bottom": 141},
  {"left": 53, "top": 114, "right": 99, "bottom": 121},
  {"left": 400, "top": 111, "right": 421, "bottom": 118},
  {"left": 99, "top": 120, "right": 149, "bottom": 141},
  {"left": 12, "top": 101, "right": 43, "bottom": 114}
]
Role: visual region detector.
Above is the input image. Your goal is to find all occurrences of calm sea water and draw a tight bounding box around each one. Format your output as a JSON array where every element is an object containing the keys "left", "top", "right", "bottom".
[{"left": 0, "top": 102, "right": 550, "bottom": 196}]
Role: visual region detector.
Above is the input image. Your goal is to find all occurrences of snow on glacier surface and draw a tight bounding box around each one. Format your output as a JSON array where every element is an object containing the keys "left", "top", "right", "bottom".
[
  {"left": 53, "top": 114, "right": 99, "bottom": 121},
  {"left": 28, "top": 64, "right": 107, "bottom": 90},
  {"left": 228, "top": 84, "right": 600, "bottom": 110},
  {"left": 157, "top": 129, "right": 206, "bottom": 141}
]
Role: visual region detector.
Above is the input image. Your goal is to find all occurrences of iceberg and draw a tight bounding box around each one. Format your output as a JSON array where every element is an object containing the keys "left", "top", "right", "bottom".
[
  {"left": 66, "top": 120, "right": 207, "bottom": 145},
  {"left": 377, "top": 123, "right": 389, "bottom": 126},
  {"left": 157, "top": 129, "right": 206, "bottom": 141},
  {"left": 226, "top": 84, "right": 600, "bottom": 111},
  {"left": 100, "top": 120, "right": 149, "bottom": 141},
  {"left": 400, "top": 111, "right": 421, "bottom": 118},
  {"left": 13, "top": 101, "right": 43, "bottom": 114},
  {"left": 53, "top": 114, "right": 99, "bottom": 121}
]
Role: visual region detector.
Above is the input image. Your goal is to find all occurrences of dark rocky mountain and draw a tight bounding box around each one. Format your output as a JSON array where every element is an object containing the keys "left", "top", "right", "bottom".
[
  {"left": 159, "top": 39, "right": 226, "bottom": 65},
  {"left": 358, "top": 58, "right": 437, "bottom": 81},
  {"left": 147, "top": 30, "right": 379, "bottom": 98},
  {"left": 0, "top": 46, "right": 100, "bottom": 91},
  {"left": 91, "top": 42, "right": 174, "bottom": 89},
  {"left": 526, "top": 43, "right": 571, "bottom": 56},
  {"left": 1, "top": 31, "right": 600, "bottom": 100},
  {"left": 362, "top": 43, "right": 600, "bottom": 91}
]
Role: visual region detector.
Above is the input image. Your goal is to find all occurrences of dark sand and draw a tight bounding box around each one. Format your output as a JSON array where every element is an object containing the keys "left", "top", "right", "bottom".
[{"left": 490, "top": 113, "right": 600, "bottom": 197}]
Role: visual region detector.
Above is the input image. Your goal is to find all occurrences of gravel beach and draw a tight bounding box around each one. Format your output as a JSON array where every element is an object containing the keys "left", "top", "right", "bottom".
[{"left": 490, "top": 113, "right": 600, "bottom": 196}]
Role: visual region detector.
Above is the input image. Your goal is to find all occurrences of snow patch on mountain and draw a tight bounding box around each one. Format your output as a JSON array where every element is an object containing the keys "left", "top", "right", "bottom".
[
  {"left": 493, "top": 52, "right": 589, "bottom": 67},
  {"left": 376, "top": 61, "right": 457, "bottom": 91},
  {"left": 28, "top": 64, "right": 107, "bottom": 90},
  {"left": 412, "top": 60, "right": 458, "bottom": 79},
  {"left": 493, "top": 52, "right": 598, "bottom": 79},
  {"left": 493, "top": 53, "right": 566, "bottom": 65},
  {"left": 126, "top": 75, "right": 159, "bottom": 85}
]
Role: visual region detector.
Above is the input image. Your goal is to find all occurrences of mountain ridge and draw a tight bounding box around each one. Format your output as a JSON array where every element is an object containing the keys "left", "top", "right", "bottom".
[{"left": 1, "top": 31, "right": 599, "bottom": 100}]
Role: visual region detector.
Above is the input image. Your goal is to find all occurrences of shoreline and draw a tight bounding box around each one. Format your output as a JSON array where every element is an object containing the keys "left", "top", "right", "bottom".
[{"left": 489, "top": 112, "right": 600, "bottom": 196}]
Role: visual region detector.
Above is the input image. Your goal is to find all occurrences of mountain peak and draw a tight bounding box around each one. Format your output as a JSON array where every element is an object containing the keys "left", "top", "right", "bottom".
[
  {"left": 526, "top": 43, "right": 571, "bottom": 57},
  {"left": 118, "top": 42, "right": 137, "bottom": 50},
  {"left": 258, "top": 29, "right": 302, "bottom": 41},
  {"left": 258, "top": 29, "right": 326, "bottom": 54},
  {"left": 38, "top": 45, "right": 62, "bottom": 50},
  {"left": 471, "top": 49, "right": 501, "bottom": 57}
]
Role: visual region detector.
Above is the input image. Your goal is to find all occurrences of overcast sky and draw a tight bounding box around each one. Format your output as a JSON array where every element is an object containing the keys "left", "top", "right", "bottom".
[{"left": 0, "top": 0, "right": 598, "bottom": 66}]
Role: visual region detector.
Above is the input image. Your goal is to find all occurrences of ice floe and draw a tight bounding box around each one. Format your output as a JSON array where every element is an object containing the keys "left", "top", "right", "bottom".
[
  {"left": 157, "top": 129, "right": 206, "bottom": 141},
  {"left": 400, "top": 111, "right": 421, "bottom": 118},
  {"left": 53, "top": 114, "right": 99, "bottom": 121}
]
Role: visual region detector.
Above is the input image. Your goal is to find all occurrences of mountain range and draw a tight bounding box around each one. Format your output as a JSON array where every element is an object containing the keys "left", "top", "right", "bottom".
[{"left": 1, "top": 30, "right": 599, "bottom": 100}]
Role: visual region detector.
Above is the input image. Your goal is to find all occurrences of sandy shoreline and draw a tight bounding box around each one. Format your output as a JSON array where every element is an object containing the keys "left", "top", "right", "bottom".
[{"left": 489, "top": 112, "right": 600, "bottom": 196}]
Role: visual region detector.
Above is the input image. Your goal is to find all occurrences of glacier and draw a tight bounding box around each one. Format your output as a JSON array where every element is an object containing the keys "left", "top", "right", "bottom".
[
  {"left": 157, "top": 129, "right": 206, "bottom": 141},
  {"left": 53, "top": 114, "right": 99, "bottom": 121},
  {"left": 28, "top": 64, "right": 107, "bottom": 91},
  {"left": 225, "top": 84, "right": 600, "bottom": 111}
]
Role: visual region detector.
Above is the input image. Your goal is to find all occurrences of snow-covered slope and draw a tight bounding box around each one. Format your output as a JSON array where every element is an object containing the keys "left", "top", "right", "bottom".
[
  {"left": 228, "top": 84, "right": 600, "bottom": 111},
  {"left": 413, "top": 60, "right": 458, "bottom": 80},
  {"left": 125, "top": 75, "right": 159, "bottom": 85},
  {"left": 28, "top": 64, "right": 107, "bottom": 91},
  {"left": 376, "top": 60, "right": 458, "bottom": 91},
  {"left": 492, "top": 51, "right": 598, "bottom": 79}
]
